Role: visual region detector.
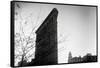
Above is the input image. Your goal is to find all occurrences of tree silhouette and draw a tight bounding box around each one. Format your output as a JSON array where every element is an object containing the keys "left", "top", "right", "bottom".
[
  {"left": 15, "top": 32, "right": 36, "bottom": 66},
  {"left": 14, "top": 3, "right": 41, "bottom": 66}
]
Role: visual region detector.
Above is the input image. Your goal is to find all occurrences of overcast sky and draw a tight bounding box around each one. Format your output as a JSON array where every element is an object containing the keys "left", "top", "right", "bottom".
[{"left": 15, "top": 2, "right": 97, "bottom": 64}]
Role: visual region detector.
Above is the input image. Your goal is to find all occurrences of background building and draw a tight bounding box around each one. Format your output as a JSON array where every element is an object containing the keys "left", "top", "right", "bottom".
[{"left": 68, "top": 52, "right": 97, "bottom": 63}]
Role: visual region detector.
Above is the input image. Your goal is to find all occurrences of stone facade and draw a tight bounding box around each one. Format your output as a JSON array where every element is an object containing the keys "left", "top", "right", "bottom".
[{"left": 34, "top": 8, "right": 58, "bottom": 65}]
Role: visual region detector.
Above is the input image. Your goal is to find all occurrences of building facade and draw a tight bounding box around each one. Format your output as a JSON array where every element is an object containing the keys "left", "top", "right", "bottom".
[{"left": 33, "top": 8, "right": 58, "bottom": 65}]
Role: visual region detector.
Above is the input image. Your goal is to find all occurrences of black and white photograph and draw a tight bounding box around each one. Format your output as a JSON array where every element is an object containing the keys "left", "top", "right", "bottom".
[{"left": 11, "top": 1, "right": 97, "bottom": 67}]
